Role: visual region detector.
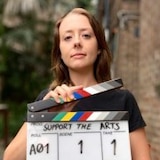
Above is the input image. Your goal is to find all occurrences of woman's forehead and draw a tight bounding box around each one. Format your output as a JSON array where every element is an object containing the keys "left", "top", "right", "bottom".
[{"left": 59, "top": 13, "right": 92, "bottom": 33}]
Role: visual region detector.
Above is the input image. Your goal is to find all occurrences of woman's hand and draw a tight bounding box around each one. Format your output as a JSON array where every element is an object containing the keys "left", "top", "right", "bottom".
[{"left": 43, "top": 84, "right": 83, "bottom": 103}]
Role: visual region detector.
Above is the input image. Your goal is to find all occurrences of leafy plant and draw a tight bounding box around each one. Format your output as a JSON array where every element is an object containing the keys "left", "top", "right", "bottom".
[{"left": 0, "top": 0, "right": 95, "bottom": 137}]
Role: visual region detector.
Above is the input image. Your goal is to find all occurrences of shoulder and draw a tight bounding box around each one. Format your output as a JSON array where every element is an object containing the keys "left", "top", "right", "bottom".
[
  {"left": 106, "top": 88, "right": 139, "bottom": 109},
  {"left": 114, "top": 89, "right": 139, "bottom": 107},
  {"left": 102, "top": 89, "right": 146, "bottom": 132},
  {"left": 111, "top": 88, "right": 135, "bottom": 97}
]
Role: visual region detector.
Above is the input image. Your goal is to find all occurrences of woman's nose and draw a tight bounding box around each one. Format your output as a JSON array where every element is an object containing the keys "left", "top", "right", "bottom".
[{"left": 74, "top": 36, "right": 81, "bottom": 48}]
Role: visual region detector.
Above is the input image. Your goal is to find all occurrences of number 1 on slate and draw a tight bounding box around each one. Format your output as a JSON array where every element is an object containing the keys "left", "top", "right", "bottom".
[
  {"left": 111, "top": 139, "right": 117, "bottom": 155},
  {"left": 78, "top": 140, "right": 83, "bottom": 154},
  {"left": 78, "top": 139, "right": 117, "bottom": 155}
]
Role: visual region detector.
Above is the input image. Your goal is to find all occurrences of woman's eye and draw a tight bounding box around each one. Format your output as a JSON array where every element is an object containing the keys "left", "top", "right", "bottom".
[
  {"left": 82, "top": 34, "right": 91, "bottom": 39},
  {"left": 64, "top": 36, "right": 72, "bottom": 41}
]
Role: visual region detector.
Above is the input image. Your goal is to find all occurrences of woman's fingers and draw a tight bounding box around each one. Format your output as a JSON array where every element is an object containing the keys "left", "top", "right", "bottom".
[
  {"left": 43, "top": 90, "right": 60, "bottom": 102},
  {"left": 43, "top": 84, "right": 83, "bottom": 103},
  {"left": 61, "top": 84, "right": 83, "bottom": 100}
]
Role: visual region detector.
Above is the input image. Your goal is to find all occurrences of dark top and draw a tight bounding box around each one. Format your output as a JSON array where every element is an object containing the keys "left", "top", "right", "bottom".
[{"left": 35, "top": 88, "right": 146, "bottom": 133}]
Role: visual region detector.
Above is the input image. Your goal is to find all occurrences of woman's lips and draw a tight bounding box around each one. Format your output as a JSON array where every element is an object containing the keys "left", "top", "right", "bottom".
[{"left": 71, "top": 53, "right": 86, "bottom": 58}]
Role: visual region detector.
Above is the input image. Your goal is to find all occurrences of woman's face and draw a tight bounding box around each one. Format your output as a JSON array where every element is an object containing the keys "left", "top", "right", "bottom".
[{"left": 59, "top": 13, "right": 99, "bottom": 73}]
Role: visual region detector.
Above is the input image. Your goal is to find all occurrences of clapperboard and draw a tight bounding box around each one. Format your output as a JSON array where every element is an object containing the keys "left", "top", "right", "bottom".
[{"left": 27, "top": 78, "right": 131, "bottom": 160}]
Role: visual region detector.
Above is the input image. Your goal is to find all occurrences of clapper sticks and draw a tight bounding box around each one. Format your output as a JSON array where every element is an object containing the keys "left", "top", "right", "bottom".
[{"left": 27, "top": 78, "right": 123, "bottom": 113}]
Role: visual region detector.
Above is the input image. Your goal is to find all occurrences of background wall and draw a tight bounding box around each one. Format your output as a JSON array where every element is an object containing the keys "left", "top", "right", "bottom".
[{"left": 108, "top": 0, "right": 160, "bottom": 159}]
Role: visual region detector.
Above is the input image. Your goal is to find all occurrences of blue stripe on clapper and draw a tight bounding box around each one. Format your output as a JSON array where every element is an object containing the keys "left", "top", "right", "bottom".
[
  {"left": 73, "top": 92, "right": 83, "bottom": 99},
  {"left": 70, "top": 112, "right": 84, "bottom": 121}
]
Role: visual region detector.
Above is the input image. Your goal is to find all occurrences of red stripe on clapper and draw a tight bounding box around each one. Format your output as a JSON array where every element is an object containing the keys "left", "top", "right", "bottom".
[
  {"left": 78, "top": 112, "right": 93, "bottom": 121},
  {"left": 76, "top": 89, "right": 91, "bottom": 97}
]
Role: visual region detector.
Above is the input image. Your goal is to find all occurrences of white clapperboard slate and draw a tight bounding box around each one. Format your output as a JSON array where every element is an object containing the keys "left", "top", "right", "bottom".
[{"left": 27, "top": 78, "right": 131, "bottom": 160}]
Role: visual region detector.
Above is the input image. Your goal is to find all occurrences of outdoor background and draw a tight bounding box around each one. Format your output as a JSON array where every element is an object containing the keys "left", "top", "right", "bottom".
[{"left": 0, "top": 0, "right": 160, "bottom": 159}]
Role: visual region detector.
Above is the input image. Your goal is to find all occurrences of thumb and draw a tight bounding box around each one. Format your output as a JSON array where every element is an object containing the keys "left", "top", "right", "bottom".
[{"left": 70, "top": 85, "right": 83, "bottom": 91}]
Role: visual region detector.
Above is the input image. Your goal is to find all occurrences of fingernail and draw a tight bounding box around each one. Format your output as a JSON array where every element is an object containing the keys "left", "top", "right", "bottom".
[
  {"left": 70, "top": 94, "right": 75, "bottom": 100},
  {"left": 66, "top": 96, "right": 73, "bottom": 102},
  {"left": 59, "top": 97, "right": 64, "bottom": 104}
]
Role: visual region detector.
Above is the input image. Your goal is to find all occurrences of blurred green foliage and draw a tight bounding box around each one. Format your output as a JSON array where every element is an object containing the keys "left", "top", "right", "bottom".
[
  {"left": 0, "top": 1, "right": 52, "bottom": 136},
  {"left": 0, "top": 23, "right": 52, "bottom": 137},
  {"left": 0, "top": 0, "right": 95, "bottom": 137}
]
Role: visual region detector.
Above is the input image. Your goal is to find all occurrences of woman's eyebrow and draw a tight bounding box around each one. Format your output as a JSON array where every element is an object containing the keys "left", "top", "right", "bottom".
[{"left": 63, "top": 27, "right": 92, "bottom": 33}]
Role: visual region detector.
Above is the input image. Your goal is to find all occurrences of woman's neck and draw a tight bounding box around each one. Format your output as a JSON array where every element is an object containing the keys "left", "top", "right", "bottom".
[{"left": 69, "top": 69, "right": 97, "bottom": 87}]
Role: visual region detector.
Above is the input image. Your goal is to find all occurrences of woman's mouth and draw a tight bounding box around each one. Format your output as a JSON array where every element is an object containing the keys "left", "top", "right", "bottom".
[{"left": 71, "top": 53, "right": 86, "bottom": 58}]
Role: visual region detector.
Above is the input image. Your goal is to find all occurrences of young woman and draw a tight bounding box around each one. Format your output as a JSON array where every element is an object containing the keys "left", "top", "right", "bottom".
[{"left": 3, "top": 8, "right": 151, "bottom": 160}]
